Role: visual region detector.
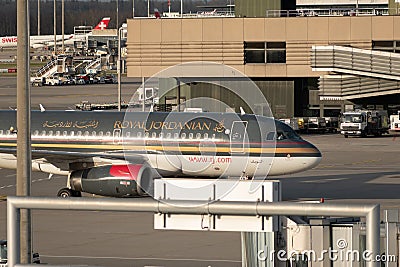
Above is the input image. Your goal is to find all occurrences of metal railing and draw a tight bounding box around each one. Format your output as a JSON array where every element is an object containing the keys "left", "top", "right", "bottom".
[
  {"left": 34, "top": 59, "right": 57, "bottom": 78},
  {"left": 267, "top": 7, "right": 393, "bottom": 18},
  {"left": 7, "top": 196, "right": 380, "bottom": 267}
]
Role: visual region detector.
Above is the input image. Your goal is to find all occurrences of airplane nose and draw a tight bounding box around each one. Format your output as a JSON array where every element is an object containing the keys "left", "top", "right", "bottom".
[{"left": 305, "top": 141, "right": 322, "bottom": 169}]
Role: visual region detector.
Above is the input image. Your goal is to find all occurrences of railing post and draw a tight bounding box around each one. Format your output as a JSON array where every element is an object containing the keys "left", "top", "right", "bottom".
[{"left": 7, "top": 200, "right": 20, "bottom": 267}]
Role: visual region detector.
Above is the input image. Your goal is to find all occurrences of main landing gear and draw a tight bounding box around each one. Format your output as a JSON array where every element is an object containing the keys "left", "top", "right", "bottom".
[
  {"left": 57, "top": 188, "right": 82, "bottom": 198},
  {"left": 56, "top": 172, "right": 81, "bottom": 197}
]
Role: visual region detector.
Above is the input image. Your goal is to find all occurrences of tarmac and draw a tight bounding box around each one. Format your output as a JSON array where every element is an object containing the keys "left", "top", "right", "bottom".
[{"left": 0, "top": 77, "right": 399, "bottom": 266}]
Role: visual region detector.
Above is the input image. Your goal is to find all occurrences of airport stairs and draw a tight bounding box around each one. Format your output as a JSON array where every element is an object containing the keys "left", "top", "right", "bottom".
[
  {"left": 311, "top": 45, "right": 400, "bottom": 100},
  {"left": 32, "top": 59, "right": 57, "bottom": 80},
  {"left": 32, "top": 55, "right": 72, "bottom": 81},
  {"left": 85, "top": 58, "right": 101, "bottom": 74}
]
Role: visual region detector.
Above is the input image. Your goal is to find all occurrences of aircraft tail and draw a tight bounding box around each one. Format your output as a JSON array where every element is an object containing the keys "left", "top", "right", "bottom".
[
  {"left": 94, "top": 17, "right": 111, "bottom": 30},
  {"left": 154, "top": 9, "right": 161, "bottom": 19}
]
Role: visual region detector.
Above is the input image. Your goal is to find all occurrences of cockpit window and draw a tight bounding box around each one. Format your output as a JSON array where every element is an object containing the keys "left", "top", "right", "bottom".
[
  {"left": 275, "top": 120, "right": 302, "bottom": 141},
  {"left": 266, "top": 132, "right": 276, "bottom": 141},
  {"left": 277, "top": 131, "right": 286, "bottom": 140}
]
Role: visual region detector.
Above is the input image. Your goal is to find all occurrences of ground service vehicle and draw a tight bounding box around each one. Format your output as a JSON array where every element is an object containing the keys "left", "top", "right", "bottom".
[
  {"left": 390, "top": 111, "right": 400, "bottom": 133},
  {"left": 306, "top": 117, "right": 327, "bottom": 133},
  {"left": 294, "top": 117, "right": 326, "bottom": 133},
  {"left": 0, "top": 240, "right": 40, "bottom": 266},
  {"left": 44, "top": 76, "right": 62, "bottom": 86},
  {"left": 340, "top": 110, "right": 389, "bottom": 137},
  {"left": 324, "top": 117, "right": 339, "bottom": 133}
]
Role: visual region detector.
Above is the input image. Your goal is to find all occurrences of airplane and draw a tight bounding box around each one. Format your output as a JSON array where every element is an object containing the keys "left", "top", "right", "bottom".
[
  {"left": 198, "top": 9, "right": 218, "bottom": 16},
  {"left": 0, "top": 110, "right": 321, "bottom": 198},
  {"left": 0, "top": 17, "right": 110, "bottom": 49}
]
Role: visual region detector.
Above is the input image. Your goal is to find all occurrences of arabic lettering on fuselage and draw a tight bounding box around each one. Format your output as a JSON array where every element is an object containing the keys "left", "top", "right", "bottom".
[
  {"left": 43, "top": 120, "right": 99, "bottom": 129},
  {"left": 113, "top": 120, "right": 225, "bottom": 132}
]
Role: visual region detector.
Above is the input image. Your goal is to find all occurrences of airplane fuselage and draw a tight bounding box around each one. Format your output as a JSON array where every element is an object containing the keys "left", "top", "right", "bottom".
[{"left": 0, "top": 110, "right": 321, "bottom": 179}]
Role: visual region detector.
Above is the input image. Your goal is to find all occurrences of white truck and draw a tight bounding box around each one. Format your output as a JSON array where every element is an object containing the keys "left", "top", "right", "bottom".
[
  {"left": 389, "top": 111, "right": 400, "bottom": 133},
  {"left": 340, "top": 110, "right": 389, "bottom": 138},
  {"left": 44, "top": 76, "right": 62, "bottom": 86}
]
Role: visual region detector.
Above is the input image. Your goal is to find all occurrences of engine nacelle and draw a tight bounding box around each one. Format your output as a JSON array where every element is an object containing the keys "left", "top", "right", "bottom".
[{"left": 70, "top": 164, "right": 154, "bottom": 197}]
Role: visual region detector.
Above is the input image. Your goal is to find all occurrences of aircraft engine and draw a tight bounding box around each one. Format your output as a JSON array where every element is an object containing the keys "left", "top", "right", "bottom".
[{"left": 70, "top": 164, "right": 155, "bottom": 197}]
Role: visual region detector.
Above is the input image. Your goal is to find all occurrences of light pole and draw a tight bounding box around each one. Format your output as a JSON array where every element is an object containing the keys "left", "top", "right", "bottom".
[
  {"left": 117, "top": 26, "right": 122, "bottom": 111},
  {"left": 116, "top": 0, "right": 119, "bottom": 29},
  {"left": 37, "top": 0, "right": 40, "bottom": 35},
  {"left": 53, "top": 0, "right": 56, "bottom": 55},
  {"left": 17, "top": 0, "right": 32, "bottom": 263},
  {"left": 61, "top": 0, "right": 64, "bottom": 53},
  {"left": 132, "top": 0, "right": 134, "bottom": 18},
  {"left": 356, "top": 0, "right": 359, "bottom": 15}
]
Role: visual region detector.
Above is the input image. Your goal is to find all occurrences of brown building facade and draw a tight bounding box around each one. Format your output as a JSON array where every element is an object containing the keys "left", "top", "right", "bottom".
[{"left": 126, "top": 16, "right": 400, "bottom": 117}]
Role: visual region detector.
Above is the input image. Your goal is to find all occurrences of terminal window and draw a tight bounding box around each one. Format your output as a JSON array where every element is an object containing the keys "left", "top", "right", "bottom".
[
  {"left": 244, "top": 42, "right": 286, "bottom": 64},
  {"left": 372, "top": 40, "right": 400, "bottom": 53}
]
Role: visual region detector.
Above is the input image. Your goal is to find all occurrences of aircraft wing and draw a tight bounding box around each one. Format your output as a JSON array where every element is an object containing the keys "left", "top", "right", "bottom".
[
  {"left": 31, "top": 35, "right": 74, "bottom": 49},
  {"left": 0, "top": 147, "right": 151, "bottom": 163}
]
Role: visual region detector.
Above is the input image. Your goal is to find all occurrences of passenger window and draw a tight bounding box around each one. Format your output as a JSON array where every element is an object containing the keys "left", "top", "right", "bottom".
[
  {"left": 137, "top": 132, "right": 142, "bottom": 138},
  {"left": 55, "top": 131, "right": 60, "bottom": 136},
  {"left": 125, "top": 132, "right": 130, "bottom": 138},
  {"left": 166, "top": 133, "right": 171, "bottom": 139},
  {"left": 159, "top": 133, "right": 163, "bottom": 139},
  {"left": 189, "top": 133, "right": 193, "bottom": 139},
  {"left": 0, "top": 130, "right": 3, "bottom": 135},
  {"left": 70, "top": 131, "right": 75, "bottom": 136},
  {"left": 84, "top": 131, "right": 89, "bottom": 136},
  {"left": 144, "top": 132, "right": 149, "bottom": 138},
  {"left": 204, "top": 133, "right": 208, "bottom": 139},
  {"left": 6, "top": 130, "right": 10, "bottom": 135},
  {"left": 181, "top": 133, "right": 186, "bottom": 139},
  {"left": 41, "top": 130, "right": 46, "bottom": 136},
  {"left": 33, "top": 130, "right": 39, "bottom": 136},
  {"left": 196, "top": 133, "right": 201, "bottom": 139},
  {"left": 63, "top": 131, "right": 67, "bottom": 136},
  {"left": 174, "top": 133, "right": 179, "bottom": 139},
  {"left": 152, "top": 132, "right": 157, "bottom": 138},
  {"left": 98, "top": 131, "right": 103, "bottom": 137},
  {"left": 92, "top": 131, "right": 97, "bottom": 136},
  {"left": 105, "top": 131, "right": 111, "bottom": 137},
  {"left": 77, "top": 131, "right": 82, "bottom": 136}
]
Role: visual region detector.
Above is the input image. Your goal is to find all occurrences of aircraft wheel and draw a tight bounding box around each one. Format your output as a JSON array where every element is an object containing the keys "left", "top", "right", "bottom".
[{"left": 57, "top": 188, "right": 73, "bottom": 198}]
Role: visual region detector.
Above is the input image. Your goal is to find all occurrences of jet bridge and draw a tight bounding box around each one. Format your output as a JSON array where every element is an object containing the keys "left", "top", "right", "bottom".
[
  {"left": 319, "top": 74, "right": 400, "bottom": 100},
  {"left": 311, "top": 45, "right": 400, "bottom": 100}
]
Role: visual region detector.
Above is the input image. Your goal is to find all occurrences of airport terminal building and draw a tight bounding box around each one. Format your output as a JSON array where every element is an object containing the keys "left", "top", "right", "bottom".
[{"left": 126, "top": 8, "right": 400, "bottom": 117}]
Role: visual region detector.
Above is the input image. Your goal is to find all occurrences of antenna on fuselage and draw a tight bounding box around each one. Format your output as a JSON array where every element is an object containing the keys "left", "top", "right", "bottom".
[
  {"left": 240, "top": 106, "right": 245, "bottom": 115},
  {"left": 39, "top": 104, "right": 45, "bottom": 112}
]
